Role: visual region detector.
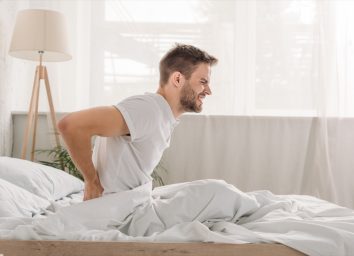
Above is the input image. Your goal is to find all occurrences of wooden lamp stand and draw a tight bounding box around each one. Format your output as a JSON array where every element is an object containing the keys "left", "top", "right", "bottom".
[
  {"left": 21, "top": 52, "right": 61, "bottom": 161},
  {"left": 9, "top": 9, "right": 71, "bottom": 161}
]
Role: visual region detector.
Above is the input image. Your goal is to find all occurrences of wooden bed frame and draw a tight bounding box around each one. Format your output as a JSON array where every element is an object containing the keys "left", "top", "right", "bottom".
[{"left": 0, "top": 240, "right": 306, "bottom": 256}]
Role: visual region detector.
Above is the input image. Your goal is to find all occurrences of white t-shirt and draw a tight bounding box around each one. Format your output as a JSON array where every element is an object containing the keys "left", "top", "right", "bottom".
[{"left": 92, "top": 93, "right": 179, "bottom": 194}]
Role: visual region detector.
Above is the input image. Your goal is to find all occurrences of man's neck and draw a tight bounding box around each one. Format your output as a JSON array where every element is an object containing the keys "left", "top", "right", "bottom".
[{"left": 156, "top": 87, "right": 184, "bottom": 118}]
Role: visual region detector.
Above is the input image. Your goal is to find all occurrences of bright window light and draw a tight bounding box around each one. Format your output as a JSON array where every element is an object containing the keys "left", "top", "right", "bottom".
[{"left": 105, "top": 0, "right": 207, "bottom": 23}]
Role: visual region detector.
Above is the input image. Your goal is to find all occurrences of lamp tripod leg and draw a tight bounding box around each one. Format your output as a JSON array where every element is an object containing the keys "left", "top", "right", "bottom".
[
  {"left": 30, "top": 69, "right": 41, "bottom": 161},
  {"left": 21, "top": 67, "right": 40, "bottom": 160},
  {"left": 43, "top": 67, "right": 61, "bottom": 149}
]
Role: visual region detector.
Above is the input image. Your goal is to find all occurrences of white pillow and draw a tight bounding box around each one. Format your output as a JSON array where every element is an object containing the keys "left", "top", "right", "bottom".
[
  {"left": 0, "top": 178, "right": 50, "bottom": 217},
  {"left": 0, "top": 157, "right": 84, "bottom": 201}
]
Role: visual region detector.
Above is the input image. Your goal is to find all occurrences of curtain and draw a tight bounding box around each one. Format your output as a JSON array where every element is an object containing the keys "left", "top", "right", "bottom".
[
  {"left": 3, "top": 0, "right": 353, "bottom": 117},
  {"left": 0, "top": 1, "right": 12, "bottom": 156},
  {"left": 0, "top": 0, "right": 28, "bottom": 156},
  {"left": 6, "top": 0, "right": 353, "bottom": 116}
]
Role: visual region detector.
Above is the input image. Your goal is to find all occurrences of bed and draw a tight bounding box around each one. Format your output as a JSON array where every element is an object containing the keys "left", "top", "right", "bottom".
[
  {"left": 0, "top": 156, "right": 353, "bottom": 256},
  {"left": 0, "top": 240, "right": 305, "bottom": 256}
]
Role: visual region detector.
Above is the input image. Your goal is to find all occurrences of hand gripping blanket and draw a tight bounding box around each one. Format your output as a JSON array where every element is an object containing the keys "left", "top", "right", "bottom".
[{"left": 1, "top": 179, "right": 354, "bottom": 256}]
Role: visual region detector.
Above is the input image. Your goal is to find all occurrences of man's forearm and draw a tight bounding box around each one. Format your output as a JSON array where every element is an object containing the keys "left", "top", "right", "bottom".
[
  {"left": 56, "top": 106, "right": 127, "bottom": 200},
  {"left": 61, "top": 131, "right": 97, "bottom": 182}
]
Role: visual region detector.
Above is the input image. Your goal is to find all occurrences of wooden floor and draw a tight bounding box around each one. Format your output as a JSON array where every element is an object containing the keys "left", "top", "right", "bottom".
[{"left": 0, "top": 240, "right": 306, "bottom": 256}]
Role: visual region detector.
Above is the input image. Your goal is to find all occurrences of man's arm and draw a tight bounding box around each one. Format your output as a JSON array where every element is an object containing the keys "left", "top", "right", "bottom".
[{"left": 57, "top": 106, "right": 129, "bottom": 201}]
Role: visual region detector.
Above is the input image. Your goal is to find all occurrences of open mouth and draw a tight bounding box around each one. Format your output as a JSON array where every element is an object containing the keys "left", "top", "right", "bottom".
[{"left": 198, "top": 94, "right": 206, "bottom": 103}]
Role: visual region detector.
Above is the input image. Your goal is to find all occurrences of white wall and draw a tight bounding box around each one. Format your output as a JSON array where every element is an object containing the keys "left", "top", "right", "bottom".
[
  {"left": 12, "top": 113, "right": 354, "bottom": 209},
  {"left": 161, "top": 115, "right": 354, "bottom": 209},
  {"left": 12, "top": 112, "right": 66, "bottom": 161}
]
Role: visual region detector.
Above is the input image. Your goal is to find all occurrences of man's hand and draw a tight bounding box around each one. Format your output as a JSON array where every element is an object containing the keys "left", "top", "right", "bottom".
[{"left": 84, "top": 176, "right": 104, "bottom": 201}]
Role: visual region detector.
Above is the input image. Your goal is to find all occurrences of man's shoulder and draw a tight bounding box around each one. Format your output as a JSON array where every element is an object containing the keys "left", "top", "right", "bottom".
[
  {"left": 117, "top": 93, "right": 157, "bottom": 103},
  {"left": 117, "top": 93, "right": 166, "bottom": 110}
]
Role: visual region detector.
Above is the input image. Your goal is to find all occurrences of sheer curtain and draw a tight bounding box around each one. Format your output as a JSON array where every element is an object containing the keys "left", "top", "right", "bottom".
[
  {"left": 0, "top": 2, "right": 12, "bottom": 156},
  {"left": 303, "top": 0, "right": 354, "bottom": 202},
  {"left": 9, "top": 0, "right": 354, "bottom": 116},
  {"left": 0, "top": 0, "right": 29, "bottom": 156}
]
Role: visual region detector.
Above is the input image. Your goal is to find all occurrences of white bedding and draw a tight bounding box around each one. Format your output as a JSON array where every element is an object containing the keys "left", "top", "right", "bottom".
[
  {"left": 0, "top": 190, "right": 83, "bottom": 239},
  {"left": 0, "top": 157, "right": 84, "bottom": 201},
  {"left": 0, "top": 178, "right": 50, "bottom": 217},
  {"left": 0, "top": 179, "right": 353, "bottom": 256}
]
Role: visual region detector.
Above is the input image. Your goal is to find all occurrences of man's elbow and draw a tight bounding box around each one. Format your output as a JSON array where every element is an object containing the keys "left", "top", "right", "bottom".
[{"left": 57, "top": 115, "right": 74, "bottom": 137}]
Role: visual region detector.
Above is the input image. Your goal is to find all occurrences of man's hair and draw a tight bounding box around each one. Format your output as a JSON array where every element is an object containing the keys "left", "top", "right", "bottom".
[{"left": 159, "top": 44, "right": 218, "bottom": 86}]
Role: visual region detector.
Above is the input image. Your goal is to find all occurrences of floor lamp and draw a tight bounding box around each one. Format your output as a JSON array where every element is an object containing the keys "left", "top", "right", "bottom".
[{"left": 8, "top": 9, "right": 71, "bottom": 161}]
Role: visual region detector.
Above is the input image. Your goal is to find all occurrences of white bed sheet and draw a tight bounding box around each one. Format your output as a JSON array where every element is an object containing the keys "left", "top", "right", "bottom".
[
  {"left": 0, "top": 180, "right": 353, "bottom": 256},
  {"left": 0, "top": 191, "right": 83, "bottom": 238}
]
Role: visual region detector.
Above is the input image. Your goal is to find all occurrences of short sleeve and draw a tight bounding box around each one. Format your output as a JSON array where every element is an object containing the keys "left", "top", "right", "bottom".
[{"left": 115, "top": 95, "right": 162, "bottom": 142}]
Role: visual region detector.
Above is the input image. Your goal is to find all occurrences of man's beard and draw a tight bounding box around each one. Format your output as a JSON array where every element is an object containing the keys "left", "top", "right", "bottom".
[{"left": 179, "top": 81, "right": 203, "bottom": 113}]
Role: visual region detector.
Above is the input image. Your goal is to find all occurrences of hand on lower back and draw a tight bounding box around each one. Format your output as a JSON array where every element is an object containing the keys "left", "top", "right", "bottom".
[{"left": 83, "top": 177, "right": 104, "bottom": 201}]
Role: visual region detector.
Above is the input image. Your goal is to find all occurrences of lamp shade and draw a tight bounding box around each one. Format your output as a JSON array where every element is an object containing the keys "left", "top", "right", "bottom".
[{"left": 9, "top": 9, "right": 71, "bottom": 62}]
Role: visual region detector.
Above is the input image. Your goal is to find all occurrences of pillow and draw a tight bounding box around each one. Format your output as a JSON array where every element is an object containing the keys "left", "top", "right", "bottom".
[
  {"left": 0, "top": 178, "right": 50, "bottom": 217},
  {"left": 0, "top": 157, "right": 84, "bottom": 201}
]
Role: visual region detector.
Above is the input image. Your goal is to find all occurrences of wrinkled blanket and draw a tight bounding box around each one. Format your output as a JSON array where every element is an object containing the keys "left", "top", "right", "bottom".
[{"left": 1, "top": 179, "right": 353, "bottom": 256}]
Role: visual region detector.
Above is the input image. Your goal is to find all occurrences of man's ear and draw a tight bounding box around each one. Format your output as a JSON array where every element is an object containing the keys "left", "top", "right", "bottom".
[{"left": 171, "top": 71, "right": 185, "bottom": 88}]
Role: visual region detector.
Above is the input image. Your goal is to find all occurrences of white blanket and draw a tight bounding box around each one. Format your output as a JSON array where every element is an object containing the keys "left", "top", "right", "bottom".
[{"left": 1, "top": 179, "right": 353, "bottom": 256}]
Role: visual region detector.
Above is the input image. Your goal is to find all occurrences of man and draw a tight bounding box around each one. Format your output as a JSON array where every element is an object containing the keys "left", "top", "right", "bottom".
[{"left": 58, "top": 44, "right": 218, "bottom": 201}]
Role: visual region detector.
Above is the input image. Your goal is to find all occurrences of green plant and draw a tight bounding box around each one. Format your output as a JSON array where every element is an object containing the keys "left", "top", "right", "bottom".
[
  {"left": 36, "top": 146, "right": 83, "bottom": 181},
  {"left": 36, "top": 146, "right": 167, "bottom": 187},
  {"left": 152, "top": 161, "right": 167, "bottom": 188}
]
